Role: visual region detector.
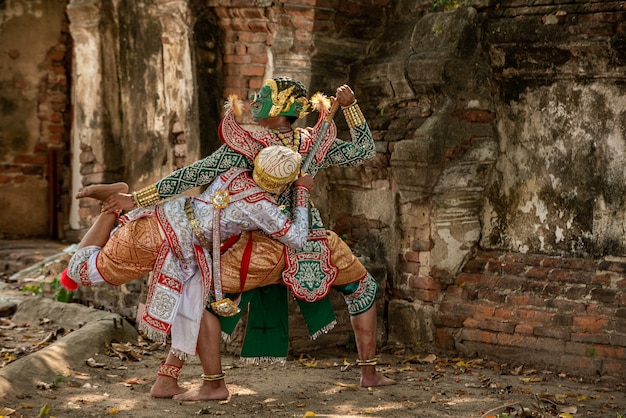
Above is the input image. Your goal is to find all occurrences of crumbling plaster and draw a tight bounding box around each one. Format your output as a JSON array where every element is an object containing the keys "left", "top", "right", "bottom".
[{"left": 482, "top": 82, "right": 626, "bottom": 257}]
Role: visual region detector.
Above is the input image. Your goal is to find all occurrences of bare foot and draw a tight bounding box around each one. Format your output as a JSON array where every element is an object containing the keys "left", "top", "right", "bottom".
[
  {"left": 76, "top": 182, "right": 129, "bottom": 201},
  {"left": 360, "top": 369, "right": 397, "bottom": 387},
  {"left": 172, "top": 381, "right": 229, "bottom": 401},
  {"left": 150, "top": 376, "right": 188, "bottom": 398}
]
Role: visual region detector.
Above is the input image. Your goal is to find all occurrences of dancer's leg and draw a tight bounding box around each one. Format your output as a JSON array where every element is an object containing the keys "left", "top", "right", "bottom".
[
  {"left": 150, "top": 354, "right": 187, "bottom": 398},
  {"left": 77, "top": 212, "right": 118, "bottom": 249},
  {"left": 351, "top": 304, "right": 396, "bottom": 387},
  {"left": 173, "top": 310, "right": 229, "bottom": 401},
  {"left": 76, "top": 182, "right": 128, "bottom": 201}
]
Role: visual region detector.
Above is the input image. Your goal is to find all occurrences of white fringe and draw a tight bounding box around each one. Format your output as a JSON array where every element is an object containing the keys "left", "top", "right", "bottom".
[
  {"left": 138, "top": 324, "right": 167, "bottom": 345},
  {"left": 240, "top": 356, "right": 287, "bottom": 366},
  {"left": 310, "top": 319, "right": 337, "bottom": 340},
  {"left": 170, "top": 348, "right": 189, "bottom": 361}
]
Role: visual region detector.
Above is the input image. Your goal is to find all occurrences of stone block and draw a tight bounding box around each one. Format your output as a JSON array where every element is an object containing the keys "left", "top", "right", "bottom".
[{"left": 387, "top": 299, "right": 435, "bottom": 348}]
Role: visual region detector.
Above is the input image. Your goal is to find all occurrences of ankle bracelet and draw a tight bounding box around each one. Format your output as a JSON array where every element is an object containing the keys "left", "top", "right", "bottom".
[
  {"left": 356, "top": 358, "right": 379, "bottom": 366},
  {"left": 201, "top": 372, "right": 225, "bottom": 381},
  {"left": 157, "top": 363, "right": 181, "bottom": 380}
]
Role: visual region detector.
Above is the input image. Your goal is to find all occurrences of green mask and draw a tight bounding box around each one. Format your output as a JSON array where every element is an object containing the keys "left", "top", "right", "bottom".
[{"left": 251, "top": 78, "right": 310, "bottom": 120}]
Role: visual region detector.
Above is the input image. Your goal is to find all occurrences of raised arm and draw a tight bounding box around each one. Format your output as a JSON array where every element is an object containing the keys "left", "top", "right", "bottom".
[
  {"left": 102, "top": 145, "right": 252, "bottom": 213},
  {"left": 317, "top": 85, "right": 375, "bottom": 171}
]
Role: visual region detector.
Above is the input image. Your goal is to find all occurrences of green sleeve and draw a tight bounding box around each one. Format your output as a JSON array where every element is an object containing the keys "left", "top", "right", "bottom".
[
  {"left": 317, "top": 122, "right": 375, "bottom": 171},
  {"left": 154, "top": 144, "right": 252, "bottom": 199}
]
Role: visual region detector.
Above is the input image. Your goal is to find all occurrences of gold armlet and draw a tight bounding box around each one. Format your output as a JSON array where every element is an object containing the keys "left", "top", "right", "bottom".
[
  {"left": 132, "top": 184, "right": 160, "bottom": 207},
  {"left": 342, "top": 100, "right": 366, "bottom": 129}
]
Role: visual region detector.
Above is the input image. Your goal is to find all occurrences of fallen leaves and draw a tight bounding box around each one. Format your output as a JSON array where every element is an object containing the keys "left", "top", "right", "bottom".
[{"left": 0, "top": 317, "right": 70, "bottom": 368}]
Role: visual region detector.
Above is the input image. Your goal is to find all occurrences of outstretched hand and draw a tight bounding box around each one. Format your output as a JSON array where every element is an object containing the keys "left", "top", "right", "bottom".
[{"left": 294, "top": 173, "right": 314, "bottom": 192}]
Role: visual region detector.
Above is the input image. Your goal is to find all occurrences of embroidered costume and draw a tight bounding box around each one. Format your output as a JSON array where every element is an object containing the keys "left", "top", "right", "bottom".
[
  {"left": 67, "top": 147, "right": 311, "bottom": 359},
  {"left": 131, "top": 78, "right": 379, "bottom": 362}
]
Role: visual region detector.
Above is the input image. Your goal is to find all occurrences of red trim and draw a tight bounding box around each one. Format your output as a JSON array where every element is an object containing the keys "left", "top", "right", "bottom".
[
  {"left": 220, "top": 234, "right": 241, "bottom": 254},
  {"left": 239, "top": 232, "right": 254, "bottom": 292}
]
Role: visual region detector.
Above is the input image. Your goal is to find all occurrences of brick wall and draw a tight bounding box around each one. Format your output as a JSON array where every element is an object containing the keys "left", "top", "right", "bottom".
[
  {"left": 436, "top": 251, "right": 626, "bottom": 377},
  {"left": 5, "top": 27, "right": 71, "bottom": 178},
  {"left": 0, "top": 3, "right": 71, "bottom": 238}
]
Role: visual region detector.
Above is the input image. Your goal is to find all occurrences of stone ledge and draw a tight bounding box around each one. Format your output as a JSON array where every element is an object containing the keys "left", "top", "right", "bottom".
[{"left": 0, "top": 297, "right": 138, "bottom": 398}]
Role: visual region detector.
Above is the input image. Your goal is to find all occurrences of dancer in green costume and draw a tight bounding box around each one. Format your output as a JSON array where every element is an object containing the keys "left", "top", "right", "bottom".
[{"left": 81, "top": 77, "right": 396, "bottom": 401}]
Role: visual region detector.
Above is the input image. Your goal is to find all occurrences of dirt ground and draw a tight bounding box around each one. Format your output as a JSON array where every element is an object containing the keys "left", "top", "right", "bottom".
[
  {"left": 1, "top": 241, "right": 626, "bottom": 418},
  {"left": 2, "top": 317, "right": 626, "bottom": 418}
]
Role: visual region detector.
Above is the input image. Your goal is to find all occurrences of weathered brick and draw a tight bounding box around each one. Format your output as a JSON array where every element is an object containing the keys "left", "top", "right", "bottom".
[
  {"left": 458, "top": 328, "right": 497, "bottom": 344},
  {"left": 590, "top": 287, "right": 617, "bottom": 304},
  {"left": 513, "top": 323, "right": 533, "bottom": 335},
  {"left": 505, "top": 253, "right": 543, "bottom": 266},
  {"left": 400, "top": 261, "right": 420, "bottom": 275},
  {"left": 615, "top": 307, "right": 626, "bottom": 319},
  {"left": 13, "top": 155, "right": 33, "bottom": 164},
  {"left": 463, "top": 317, "right": 479, "bottom": 328},
  {"left": 505, "top": 294, "right": 530, "bottom": 306},
  {"left": 494, "top": 307, "right": 514, "bottom": 321},
  {"left": 551, "top": 269, "right": 594, "bottom": 284},
  {"left": 570, "top": 332, "right": 611, "bottom": 345},
  {"left": 497, "top": 275, "right": 523, "bottom": 291},
  {"left": 535, "top": 336, "right": 566, "bottom": 354},
  {"left": 434, "top": 314, "right": 465, "bottom": 328},
  {"left": 564, "top": 286, "right": 591, "bottom": 300},
  {"left": 499, "top": 262, "right": 527, "bottom": 275},
  {"left": 443, "top": 286, "right": 465, "bottom": 301},
  {"left": 534, "top": 326, "right": 570, "bottom": 340},
  {"left": 601, "top": 359, "right": 624, "bottom": 377},
  {"left": 513, "top": 309, "right": 554, "bottom": 324},
  {"left": 434, "top": 328, "right": 456, "bottom": 350},
  {"left": 478, "top": 318, "right": 516, "bottom": 333},
  {"left": 455, "top": 272, "right": 498, "bottom": 287},
  {"left": 572, "top": 316, "right": 609, "bottom": 332},
  {"left": 551, "top": 313, "right": 574, "bottom": 327},
  {"left": 411, "top": 288, "right": 441, "bottom": 302},
  {"left": 525, "top": 266, "right": 551, "bottom": 279},
  {"left": 478, "top": 251, "right": 504, "bottom": 262},
  {"left": 560, "top": 354, "right": 602, "bottom": 376},
  {"left": 498, "top": 333, "right": 537, "bottom": 348},
  {"left": 598, "top": 260, "right": 626, "bottom": 273},
  {"left": 587, "top": 304, "right": 616, "bottom": 317},
  {"left": 461, "top": 258, "right": 486, "bottom": 273},
  {"left": 538, "top": 256, "right": 562, "bottom": 268},
  {"left": 476, "top": 289, "right": 506, "bottom": 304},
  {"left": 610, "top": 334, "right": 626, "bottom": 348},
  {"left": 409, "top": 275, "right": 441, "bottom": 290},
  {"left": 591, "top": 344, "right": 625, "bottom": 359},
  {"left": 591, "top": 272, "right": 612, "bottom": 285}
]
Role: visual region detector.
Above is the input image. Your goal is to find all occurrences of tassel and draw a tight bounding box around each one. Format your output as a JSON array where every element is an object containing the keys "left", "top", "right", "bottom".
[
  {"left": 59, "top": 268, "right": 78, "bottom": 291},
  {"left": 309, "top": 92, "right": 331, "bottom": 112}
]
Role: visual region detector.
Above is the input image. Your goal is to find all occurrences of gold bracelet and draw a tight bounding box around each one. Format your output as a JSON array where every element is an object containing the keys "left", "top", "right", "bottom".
[
  {"left": 201, "top": 372, "right": 225, "bottom": 381},
  {"left": 132, "top": 184, "right": 160, "bottom": 207},
  {"left": 342, "top": 100, "right": 366, "bottom": 129}
]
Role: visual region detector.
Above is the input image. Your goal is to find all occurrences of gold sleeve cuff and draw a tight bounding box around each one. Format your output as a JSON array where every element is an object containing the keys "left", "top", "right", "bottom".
[
  {"left": 132, "top": 184, "right": 160, "bottom": 207},
  {"left": 342, "top": 100, "right": 366, "bottom": 129}
]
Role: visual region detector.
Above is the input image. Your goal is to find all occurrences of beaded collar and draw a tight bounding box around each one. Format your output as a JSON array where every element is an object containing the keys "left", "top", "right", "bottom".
[{"left": 270, "top": 128, "right": 301, "bottom": 152}]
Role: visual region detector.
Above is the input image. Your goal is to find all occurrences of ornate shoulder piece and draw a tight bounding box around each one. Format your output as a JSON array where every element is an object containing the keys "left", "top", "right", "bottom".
[{"left": 218, "top": 96, "right": 258, "bottom": 160}]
